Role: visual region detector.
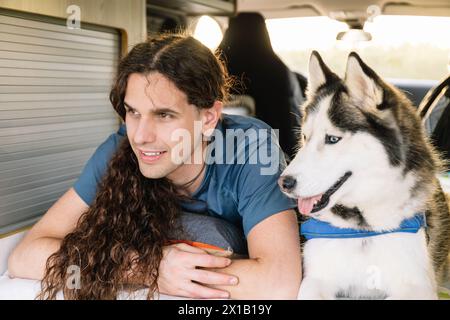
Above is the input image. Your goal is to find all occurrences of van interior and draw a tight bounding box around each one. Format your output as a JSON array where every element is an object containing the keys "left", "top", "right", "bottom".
[{"left": 0, "top": 0, "right": 449, "bottom": 299}]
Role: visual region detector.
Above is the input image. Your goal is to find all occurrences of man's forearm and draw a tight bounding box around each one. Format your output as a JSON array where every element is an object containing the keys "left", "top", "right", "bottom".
[
  {"left": 8, "top": 237, "right": 62, "bottom": 280},
  {"left": 10, "top": 241, "right": 292, "bottom": 299},
  {"left": 208, "top": 257, "right": 301, "bottom": 299},
  {"left": 10, "top": 239, "right": 152, "bottom": 293}
]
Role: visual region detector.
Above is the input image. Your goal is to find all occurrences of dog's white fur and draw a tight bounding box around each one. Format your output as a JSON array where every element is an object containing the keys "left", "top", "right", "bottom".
[
  {"left": 282, "top": 53, "right": 438, "bottom": 299},
  {"left": 299, "top": 230, "right": 436, "bottom": 299}
]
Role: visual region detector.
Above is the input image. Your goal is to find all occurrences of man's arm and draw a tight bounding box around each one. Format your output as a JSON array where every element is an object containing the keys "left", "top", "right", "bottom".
[
  {"left": 121, "top": 242, "right": 237, "bottom": 298},
  {"left": 207, "top": 209, "right": 301, "bottom": 299},
  {"left": 8, "top": 188, "right": 236, "bottom": 299},
  {"left": 8, "top": 188, "right": 88, "bottom": 280}
]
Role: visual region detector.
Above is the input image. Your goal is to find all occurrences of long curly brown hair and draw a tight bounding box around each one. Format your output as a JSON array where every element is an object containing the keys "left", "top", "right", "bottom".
[{"left": 38, "top": 34, "right": 230, "bottom": 300}]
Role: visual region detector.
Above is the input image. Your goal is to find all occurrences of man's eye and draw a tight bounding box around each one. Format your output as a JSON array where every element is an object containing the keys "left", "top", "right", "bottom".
[
  {"left": 302, "top": 134, "right": 307, "bottom": 141},
  {"left": 325, "top": 134, "right": 342, "bottom": 144},
  {"left": 159, "top": 112, "right": 172, "bottom": 119},
  {"left": 125, "top": 108, "right": 139, "bottom": 116}
]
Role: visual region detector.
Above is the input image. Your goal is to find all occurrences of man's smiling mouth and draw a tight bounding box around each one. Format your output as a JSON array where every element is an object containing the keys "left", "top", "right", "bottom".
[
  {"left": 142, "top": 151, "right": 165, "bottom": 156},
  {"left": 139, "top": 149, "right": 167, "bottom": 163}
]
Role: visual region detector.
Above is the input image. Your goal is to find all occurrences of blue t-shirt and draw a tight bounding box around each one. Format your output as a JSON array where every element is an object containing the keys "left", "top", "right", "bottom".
[{"left": 73, "top": 114, "right": 296, "bottom": 237}]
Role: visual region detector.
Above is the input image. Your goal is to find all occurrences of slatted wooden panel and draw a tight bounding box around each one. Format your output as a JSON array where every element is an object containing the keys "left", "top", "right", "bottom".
[{"left": 0, "top": 11, "right": 121, "bottom": 234}]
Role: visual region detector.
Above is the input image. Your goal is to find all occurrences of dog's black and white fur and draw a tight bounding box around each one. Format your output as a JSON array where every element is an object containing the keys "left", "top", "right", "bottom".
[{"left": 280, "top": 51, "right": 450, "bottom": 299}]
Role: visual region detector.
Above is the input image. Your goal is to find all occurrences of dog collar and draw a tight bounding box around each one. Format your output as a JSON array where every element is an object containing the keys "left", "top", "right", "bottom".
[{"left": 300, "top": 213, "right": 426, "bottom": 240}]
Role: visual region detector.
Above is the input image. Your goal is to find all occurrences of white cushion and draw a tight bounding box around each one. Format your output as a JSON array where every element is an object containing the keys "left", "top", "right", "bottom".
[{"left": 0, "top": 272, "right": 188, "bottom": 300}]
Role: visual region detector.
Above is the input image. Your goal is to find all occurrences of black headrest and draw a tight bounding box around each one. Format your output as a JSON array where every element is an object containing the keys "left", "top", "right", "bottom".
[{"left": 218, "top": 12, "right": 274, "bottom": 57}]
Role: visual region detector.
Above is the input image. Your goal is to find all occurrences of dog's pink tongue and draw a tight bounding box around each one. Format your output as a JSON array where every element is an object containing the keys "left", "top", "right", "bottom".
[{"left": 298, "top": 194, "right": 323, "bottom": 216}]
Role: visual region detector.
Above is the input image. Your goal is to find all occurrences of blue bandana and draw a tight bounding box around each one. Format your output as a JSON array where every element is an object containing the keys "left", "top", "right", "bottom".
[{"left": 300, "top": 213, "right": 426, "bottom": 240}]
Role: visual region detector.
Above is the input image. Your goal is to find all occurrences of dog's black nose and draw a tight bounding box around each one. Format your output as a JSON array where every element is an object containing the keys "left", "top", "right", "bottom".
[{"left": 280, "top": 175, "right": 297, "bottom": 192}]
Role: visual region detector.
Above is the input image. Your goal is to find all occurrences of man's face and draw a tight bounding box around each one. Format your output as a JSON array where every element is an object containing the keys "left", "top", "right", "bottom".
[{"left": 124, "top": 72, "right": 205, "bottom": 181}]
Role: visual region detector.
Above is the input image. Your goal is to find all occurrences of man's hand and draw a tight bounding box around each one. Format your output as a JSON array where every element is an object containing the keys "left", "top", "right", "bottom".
[{"left": 157, "top": 243, "right": 239, "bottom": 299}]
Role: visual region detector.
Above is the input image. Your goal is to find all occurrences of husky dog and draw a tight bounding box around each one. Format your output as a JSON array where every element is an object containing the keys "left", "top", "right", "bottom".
[{"left": 279, "top": 51, "right": 450, "bottom": 299}]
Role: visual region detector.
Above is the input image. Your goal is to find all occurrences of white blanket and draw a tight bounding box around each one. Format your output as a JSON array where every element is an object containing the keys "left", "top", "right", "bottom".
[{"left": 0, "top": 272, "right": 187, "bottom": 300}]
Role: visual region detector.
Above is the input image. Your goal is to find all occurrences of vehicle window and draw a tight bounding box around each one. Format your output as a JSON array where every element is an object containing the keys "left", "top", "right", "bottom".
[
  {"left": 266, "top": 15, "right": 450, "bottom": 81},
  {"left": 193, "top": 15, "right": 223, "bottom": 50}
]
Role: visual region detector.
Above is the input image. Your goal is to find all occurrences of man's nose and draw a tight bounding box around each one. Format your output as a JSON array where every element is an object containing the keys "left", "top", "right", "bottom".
[
  {"left": 133, "top": 120, "right": 157, "bottom": 145},
  {"left": 278, "top": 175, "right": 297, "bottom": 192}
]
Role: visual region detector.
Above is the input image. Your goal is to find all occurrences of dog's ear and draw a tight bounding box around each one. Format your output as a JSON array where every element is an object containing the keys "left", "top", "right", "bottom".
[
  {"left": 345, "top": 52, "right": 384, "bottom": 110},
  {"left": 307, "top": 51, "right": 337, "bottom": 98}
]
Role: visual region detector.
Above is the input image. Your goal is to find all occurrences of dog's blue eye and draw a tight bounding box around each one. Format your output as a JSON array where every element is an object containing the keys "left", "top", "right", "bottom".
[{"left": 325, "top": 134, "right": 341, "bottom": 144}]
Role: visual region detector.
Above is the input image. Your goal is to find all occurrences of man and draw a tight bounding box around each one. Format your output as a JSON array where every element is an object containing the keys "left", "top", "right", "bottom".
[{"left": 8, "top": 35, "right": 301, "bottom": 299}]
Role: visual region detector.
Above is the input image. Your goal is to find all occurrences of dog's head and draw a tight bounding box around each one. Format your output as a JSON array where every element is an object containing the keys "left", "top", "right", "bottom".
[{"left": 279, "top": 52, "right": 439, "bottom": 229}]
